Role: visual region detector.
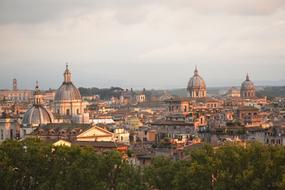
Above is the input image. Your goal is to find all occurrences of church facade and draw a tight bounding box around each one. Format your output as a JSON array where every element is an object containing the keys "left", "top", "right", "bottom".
[{"left": 53, "top": 65, "right": 89, "bottom": 123}]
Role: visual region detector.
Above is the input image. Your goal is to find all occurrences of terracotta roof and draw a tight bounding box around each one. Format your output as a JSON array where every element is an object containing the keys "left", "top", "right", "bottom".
[
  {"left": 74, "top": 141, "right": 127, "bottom": 148},
  {"left": 238, "top": 106, "right": 259, "bottom": 111}
]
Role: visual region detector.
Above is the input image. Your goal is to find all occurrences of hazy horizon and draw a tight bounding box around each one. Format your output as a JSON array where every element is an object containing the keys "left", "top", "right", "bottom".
[{"left": 1, "top": 0, "right": 285, "bottom": 89}]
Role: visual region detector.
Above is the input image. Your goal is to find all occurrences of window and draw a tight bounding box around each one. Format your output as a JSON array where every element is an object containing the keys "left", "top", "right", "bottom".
[
  {"left": 0, "top": 129, "right": 3, "bottom": 140},
  {"left": 66, "top": 109, "right": 70, "bottom": 115},
  {"left": 10, "top": 129, "right": 13, "bottom": 139},
  {"left": 77, "top": 109, "right": 80, "bottom": 115},
  {"left": 184, "top": 106, "right": 187, "bottom": 112},
  {"left": 49, "top": 130, "right": 55, "bottom": 135}
]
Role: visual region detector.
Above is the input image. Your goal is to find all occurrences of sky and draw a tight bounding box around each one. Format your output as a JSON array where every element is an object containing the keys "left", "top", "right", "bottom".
[{"left": 0, "top": 0, "right": 285, "bottom": 90}]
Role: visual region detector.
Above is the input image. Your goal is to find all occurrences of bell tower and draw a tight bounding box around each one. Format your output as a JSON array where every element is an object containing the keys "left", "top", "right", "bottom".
[{"left": 13, "top": 78, "right": 18, "bottom": 91}]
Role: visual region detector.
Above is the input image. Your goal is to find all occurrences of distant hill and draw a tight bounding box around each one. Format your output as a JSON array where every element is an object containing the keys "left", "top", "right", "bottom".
[
  {"left": 161, "top": 86, "right": 285, "bottom": 98},
  {"left": 256, "top": 86, "right": 285, "bottom": 98},
  {"left": 78, "top": 86, "right": 285, "bottom": 100},
  {"left": 164, "top": 87, "right": 226, "bottom": 97},
  {"left": 78, "top": 87, "right": 123, "bottom": 100}
]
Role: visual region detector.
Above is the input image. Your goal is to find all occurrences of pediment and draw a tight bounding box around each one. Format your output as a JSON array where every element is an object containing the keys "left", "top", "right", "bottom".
[{"left": 77, "top": 126, "right": 113, "bottom": 138}]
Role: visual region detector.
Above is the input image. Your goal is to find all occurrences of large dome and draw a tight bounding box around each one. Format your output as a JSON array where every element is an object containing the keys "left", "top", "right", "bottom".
[
  {"left": 187, "top": 67, "right": 206, "bottom": 90},
  {"left": 22, "top": 105, "right": 53, "bottom": 127},
  {"left": 241, "top": 75, "right": 255, "bottom": 91},
  {"left": 54, "top": 65, "right": 82, "bottom": 102},
  {"left": 55, "top": 82, "right": 81, "bottom": 101},
  {"left": 187, "top": 75, "right": 206, "bottom": 90},
  {"left": 187, "top": 67, "right": 207, "bottom": 98},
  {"left": 240, "top": 74, "right": 256, "bottom": 98}
]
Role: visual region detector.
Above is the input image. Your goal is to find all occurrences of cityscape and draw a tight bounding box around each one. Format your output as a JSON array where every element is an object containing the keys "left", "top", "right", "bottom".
[{"left": 1, "top": 1, "right": 285, "bottom": 189}]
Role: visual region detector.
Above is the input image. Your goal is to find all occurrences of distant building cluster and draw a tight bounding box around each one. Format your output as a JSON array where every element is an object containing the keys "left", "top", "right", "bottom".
[{"left": 0, "top": 65, "right": 284, "bottom": 165}]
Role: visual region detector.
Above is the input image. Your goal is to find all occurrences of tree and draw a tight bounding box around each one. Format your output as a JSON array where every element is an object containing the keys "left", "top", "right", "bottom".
[{"left": 144, "top": 156, "right": 177, "bottom": 190}]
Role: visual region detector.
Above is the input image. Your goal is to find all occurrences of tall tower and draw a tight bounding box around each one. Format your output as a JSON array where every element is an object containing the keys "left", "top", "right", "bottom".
[{"left": 13, "top": 78, "right": 18, "bottom": 91}]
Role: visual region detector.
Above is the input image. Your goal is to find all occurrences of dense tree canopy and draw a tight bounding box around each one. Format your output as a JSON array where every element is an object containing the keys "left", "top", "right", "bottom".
[
  {"left": 78, "top": 87, "right": 123, "bottom": 100},
  {"left": 1, "top": 140, "right": 285, "bottom": 189}
]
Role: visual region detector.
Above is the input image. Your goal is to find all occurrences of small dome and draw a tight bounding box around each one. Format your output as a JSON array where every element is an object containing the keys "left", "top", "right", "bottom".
[
  {"left": 241, "top": 74, "right": 255, "bottom": 91},
  {"left": 187, "top": 67, "right": 206, "bottom": 91},
  {"left": 22, "top": 82, "right": 53, "bottom": 127},
  {"left": 54, "top": 64, "right": 82, "bottom": 102},
  {"left": 22, "top": 105, "right": 53, "bottom": 127},
  {"left": 55, "top": 83, "right": 81, "bottom": 101}
]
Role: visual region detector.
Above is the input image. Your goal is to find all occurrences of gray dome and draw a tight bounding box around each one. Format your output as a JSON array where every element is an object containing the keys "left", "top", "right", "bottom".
[
  {"left": 55, "top": 65, "right": 82, "bottom": 102},
  {"left": 22, "top": 105, "right": 53, "bottom": 127},
  {"left": 55, "top": 82, "right": 81, "bottom": 101},
  {"left": 188, "top": 75, "right": 206, "bottom": 90},
  {"left": 241, "top": 75, "right": 255, "bottom": 91},
  {"left": 187, "top": 67, "right": 206, "bottom": 91}
]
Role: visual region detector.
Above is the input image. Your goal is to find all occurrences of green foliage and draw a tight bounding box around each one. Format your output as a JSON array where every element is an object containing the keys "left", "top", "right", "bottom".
[
  {"left": 0, "top": 139, "right": 143, "bottom": 190},
  {"left": 144, "top": 156, "right": 178, "bottom": 190},
  {"left": 78, "top": 87, "right": 123, "bottom": 100},
  {"left": 2, "top": 140, "right": 285, "bottom": 189},
  {"left": 256, "top": 86, "right": 285, "bottom": 99},
  {"left": 157, "top": 137, "right": 172, "bottom": 148}
]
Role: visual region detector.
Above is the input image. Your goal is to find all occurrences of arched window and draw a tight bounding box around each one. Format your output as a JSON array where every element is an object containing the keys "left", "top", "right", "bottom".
[
  {"left": 77, "top": 109, "right": 80, "bottom": 115},
  {"left": 0, "top": 129, "right": 3, "bottom": 140},
  {"left": 66, "top": 109, "right": 70, "bottom": 115},
  {"left": 10, "top": 129, "right": 13, "bottom": 139}
]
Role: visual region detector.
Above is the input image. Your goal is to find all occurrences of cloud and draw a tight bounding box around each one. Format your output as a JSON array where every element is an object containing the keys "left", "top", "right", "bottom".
[
  {"left": 1, "top": 0, "right": 285, "bottom": 25},
  {"left": 163, "top": 0, "right": 285, "bottom": 15},
  {"left": 0, "top": 0, "right": 285, "bottom": 88},
  {"left": 0, "top": 0, "right": 152, "bottom": 24}
]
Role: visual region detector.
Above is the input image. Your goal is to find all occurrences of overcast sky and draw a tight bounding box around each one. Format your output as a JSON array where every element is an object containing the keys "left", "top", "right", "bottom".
[{"left": 0, "top": 0, "right": 285, "bottom": 90}]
